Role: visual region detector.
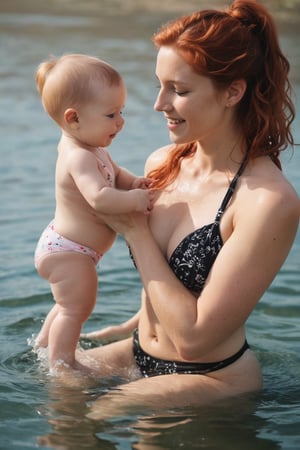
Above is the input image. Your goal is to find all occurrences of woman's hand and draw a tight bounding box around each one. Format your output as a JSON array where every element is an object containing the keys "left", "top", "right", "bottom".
[
  {"left": 101, "top": 209, "right": 149, "bottom": 240},
  {"left": 80, "top": 311, "right": 140, "bottom": 343},
  {"left": 80, "top": 325, "right": 131, "bottom": 343}
]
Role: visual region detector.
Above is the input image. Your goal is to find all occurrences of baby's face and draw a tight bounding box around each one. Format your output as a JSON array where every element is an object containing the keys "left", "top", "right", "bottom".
[{"left": 75, "top": 81, "right": 126, "bottom": 148}]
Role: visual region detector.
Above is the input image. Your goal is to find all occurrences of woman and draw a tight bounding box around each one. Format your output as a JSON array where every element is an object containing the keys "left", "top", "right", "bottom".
[{"left": 78, "top": 0, "right": 299, "bottom": 414}]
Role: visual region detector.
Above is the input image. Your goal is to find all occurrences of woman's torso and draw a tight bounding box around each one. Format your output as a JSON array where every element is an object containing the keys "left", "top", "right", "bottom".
[{"left": 138, "top": 150, "right": 294, "bottom": 368}]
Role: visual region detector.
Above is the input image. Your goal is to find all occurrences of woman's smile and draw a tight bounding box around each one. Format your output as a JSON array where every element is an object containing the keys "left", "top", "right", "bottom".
[{"left": 166, "top": 116, "right": 185, "bottom": 130}]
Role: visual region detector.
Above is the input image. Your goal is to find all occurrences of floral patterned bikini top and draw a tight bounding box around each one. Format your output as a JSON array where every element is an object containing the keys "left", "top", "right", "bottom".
[{"left": 168, "top": 159, "right": 247, "bottom": 296}]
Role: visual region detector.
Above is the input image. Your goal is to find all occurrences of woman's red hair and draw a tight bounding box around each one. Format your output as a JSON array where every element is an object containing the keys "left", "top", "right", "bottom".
[{"left": 149, "top": 0, "right": 295, "bottom": 188}]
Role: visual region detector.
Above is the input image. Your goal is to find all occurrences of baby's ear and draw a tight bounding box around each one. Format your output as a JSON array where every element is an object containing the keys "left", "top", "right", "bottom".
[{"left": 64, "top": 108, "right": 79, "bottom": 128}]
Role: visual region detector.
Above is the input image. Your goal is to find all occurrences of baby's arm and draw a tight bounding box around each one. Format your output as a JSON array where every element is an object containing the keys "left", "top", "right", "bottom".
[
  {"left": 94, "top": 153, "right": 154, "bottom": 214},
  {"left": 117, "top": 168, "right": 152, "bottom": 191},
  {"left": 92, "top": 185, "right": 154, "bottom": 215},
  {"left": 69, "top": 148, "right": 154, "bottom": 215},
  {"left": 115, "top": 166, "right": 139, "bottom": 190},
  {"left": 107, "top": 153, "right": 151, "bottom": 191}
]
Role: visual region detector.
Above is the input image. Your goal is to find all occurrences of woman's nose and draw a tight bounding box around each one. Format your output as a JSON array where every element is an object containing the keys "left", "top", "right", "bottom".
[
  {"left": 154, "top": 91, "right": 163, "bottom": 112},
  {"left": 154, "top": 90, "right": 170, "bottom": 112}
]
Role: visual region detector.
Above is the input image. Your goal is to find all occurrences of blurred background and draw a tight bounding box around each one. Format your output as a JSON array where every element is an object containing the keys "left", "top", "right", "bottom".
[{"left": 0, "top": 1, "right": 299, "bottom": 449}]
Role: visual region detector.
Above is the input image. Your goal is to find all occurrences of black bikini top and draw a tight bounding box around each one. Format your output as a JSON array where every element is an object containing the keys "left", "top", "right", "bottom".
[{"left": 168, "top": 159, "right": 247, "bottom": 295}]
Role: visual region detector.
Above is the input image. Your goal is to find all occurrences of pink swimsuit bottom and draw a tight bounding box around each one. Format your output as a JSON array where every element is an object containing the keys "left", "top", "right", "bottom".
[{"left": 34, "top": 221, "right": 102, "bottom": 268}]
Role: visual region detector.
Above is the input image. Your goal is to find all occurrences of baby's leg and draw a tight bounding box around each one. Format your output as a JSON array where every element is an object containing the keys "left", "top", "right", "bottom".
[
  {"left": 39, "top": 252, "right": 98, "bottom": 369},
  {"left": 36, "top": 303, "right": 59, "bottom": 348}
]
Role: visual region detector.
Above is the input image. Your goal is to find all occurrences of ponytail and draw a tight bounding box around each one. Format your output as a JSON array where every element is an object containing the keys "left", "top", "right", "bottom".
[
  {"left": 35, "top": 57, "right": 57, "bottom": 97},
  {"left": 229, "top": 0, "right": 295, "bottom": 169},
  {"left": 149, "top": 0, "right": 295, "bottom": 186}
]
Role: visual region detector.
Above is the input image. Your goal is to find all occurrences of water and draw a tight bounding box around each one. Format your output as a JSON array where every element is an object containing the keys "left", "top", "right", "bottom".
[{"left": 0, "top": 0, "right": 299, "bottom": 448}]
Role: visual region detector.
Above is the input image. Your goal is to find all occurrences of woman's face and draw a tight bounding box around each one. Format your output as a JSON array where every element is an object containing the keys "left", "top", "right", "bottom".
[{"left": 154, "top": 46, "right": 229, "bottom": 145}]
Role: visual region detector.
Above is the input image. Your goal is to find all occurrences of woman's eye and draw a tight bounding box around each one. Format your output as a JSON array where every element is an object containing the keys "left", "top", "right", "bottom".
[
  {"left": 175, "top": 90, "right": 189, "bottom": 96},
  {"left": 155, "top": 83, "right": 188, "bottom": 96}
]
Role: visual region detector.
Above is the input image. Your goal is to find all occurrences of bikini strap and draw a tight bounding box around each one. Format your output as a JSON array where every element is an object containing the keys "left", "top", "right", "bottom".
[{"left": 214, "top": 157, "right": 247, "bottom": 223}]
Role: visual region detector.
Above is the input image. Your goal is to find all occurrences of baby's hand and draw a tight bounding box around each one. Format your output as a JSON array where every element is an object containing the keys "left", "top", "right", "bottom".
[
  {"left": 134, "top": 188, "right": 156, "bottom": 214},
  {"left": 131, "top": 177, "right": 153, "bottom": 190}
]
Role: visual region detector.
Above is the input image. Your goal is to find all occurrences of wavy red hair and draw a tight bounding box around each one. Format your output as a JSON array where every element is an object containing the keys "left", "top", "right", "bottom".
[{"left": 149, "top": 0, "right": 295, "bottom": 188}]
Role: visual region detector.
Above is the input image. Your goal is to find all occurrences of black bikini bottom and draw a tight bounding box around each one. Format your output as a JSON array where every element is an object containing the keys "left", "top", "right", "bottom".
[{"left": 133, "top": 328, "right": 249, "bottom": 378}]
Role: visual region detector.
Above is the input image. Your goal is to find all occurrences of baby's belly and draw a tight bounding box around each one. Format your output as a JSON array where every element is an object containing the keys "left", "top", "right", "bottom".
[{"left": 54, "top": 216, "right": 116, "bottom": 255}]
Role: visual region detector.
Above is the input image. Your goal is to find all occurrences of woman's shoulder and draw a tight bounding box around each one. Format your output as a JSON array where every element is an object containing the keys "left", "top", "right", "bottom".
[
  {"left": 144, "top": 144, "right": 173, "bottom": 174},
  {"left": 240, "top": 156, "right": 299, "bottom": 222}
]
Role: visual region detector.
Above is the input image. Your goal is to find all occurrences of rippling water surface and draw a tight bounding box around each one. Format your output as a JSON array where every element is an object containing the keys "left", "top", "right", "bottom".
[{"left": 0, "top": 1, "right": 299, "bottom": 449}]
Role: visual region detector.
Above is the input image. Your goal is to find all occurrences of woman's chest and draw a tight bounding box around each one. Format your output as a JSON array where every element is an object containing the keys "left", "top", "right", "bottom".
[{"left": 149, "top": 187, "right": 229, "bottom": 260}]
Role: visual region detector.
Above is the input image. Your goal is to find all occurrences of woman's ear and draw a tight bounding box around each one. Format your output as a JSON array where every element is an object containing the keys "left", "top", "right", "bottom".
[
  {"left": 225, "top": 79, "right": 247, "bottom": 107},
  {"left": 64, "top": 108, "right": 79, "bottom": 128}
]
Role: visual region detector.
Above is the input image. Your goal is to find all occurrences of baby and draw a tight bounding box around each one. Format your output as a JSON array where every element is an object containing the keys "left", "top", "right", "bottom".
[{"left": 34, "top": 53, "right": 154, "bottom": 371}]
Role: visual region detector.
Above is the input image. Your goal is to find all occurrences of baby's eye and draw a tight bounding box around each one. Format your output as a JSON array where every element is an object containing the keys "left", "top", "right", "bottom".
[{"left": 106, "top": 111, "right": 123, "bottom": 119}]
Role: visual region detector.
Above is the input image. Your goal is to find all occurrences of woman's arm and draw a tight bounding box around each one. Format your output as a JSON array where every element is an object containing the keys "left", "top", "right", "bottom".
[
  {"left": 104, "top": 184, "right": 299, "bottom": 360},
  {"left": 81, "top": 310, "right": 141, "bottom": 342}
]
